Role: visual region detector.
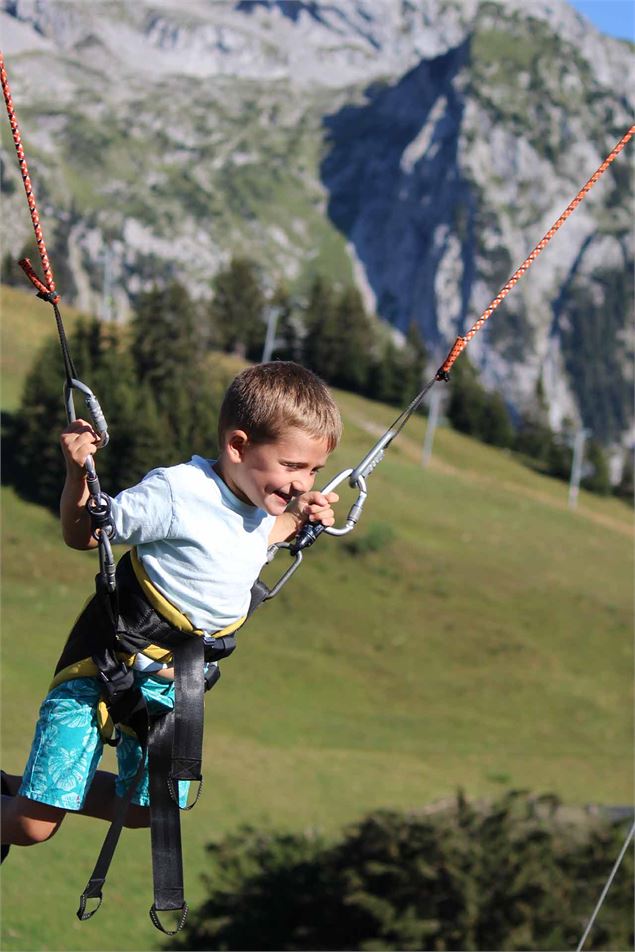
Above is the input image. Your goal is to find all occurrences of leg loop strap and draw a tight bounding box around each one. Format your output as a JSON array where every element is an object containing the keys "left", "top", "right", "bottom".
[
  {"left": 76, "top": 702, "right": 149, "bottom": 922},
  {"left": 77, "top": 882, "right": 104, "bottom": 921},
  {"left": 168, "top": 775, "right": 204, "bottom": 811},
  {"left": 148, "top": 711, "right": 186, "bottom": 926},
  {"left": 149, "top": 901, "right": 189, "bottom": 935},
  {"left": 172, "top": 637, "right": 205, "bottom": 782}
]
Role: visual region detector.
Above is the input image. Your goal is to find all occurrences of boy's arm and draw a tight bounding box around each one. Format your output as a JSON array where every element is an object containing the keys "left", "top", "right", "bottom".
[
  {"left": 59, "top": 420, "right": 100, "bottom": 549},
  {"left": 268, "top": 491, "right": 339, "bottom": 545}
]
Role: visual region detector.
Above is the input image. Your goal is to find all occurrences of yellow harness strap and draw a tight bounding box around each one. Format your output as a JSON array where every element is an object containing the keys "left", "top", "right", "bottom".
[
  {"left": 49, "top": 548, "right": 248, "bottom": 740},
  {"left": 49, "top": 655, "right": 136, "bottom": 741},
  {"left": 130, "top": 548, "right": 197, "bottom": 635},
  {"left": 129, "top": 547, "right": 247, "bottom": 654}
]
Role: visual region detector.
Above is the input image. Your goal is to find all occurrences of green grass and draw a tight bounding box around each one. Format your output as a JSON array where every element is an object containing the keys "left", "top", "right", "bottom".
[
  {"left": 1, "top": 288, "right": 633, "bottom": 950},
  {"left": 0, "top": 285, "right": 84, "bottom": 412}
]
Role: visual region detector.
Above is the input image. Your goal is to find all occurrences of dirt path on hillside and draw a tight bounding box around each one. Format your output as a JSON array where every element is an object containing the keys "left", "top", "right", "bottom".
[{"left": 348, "top": 416, "right": 634, "bottom": 540}]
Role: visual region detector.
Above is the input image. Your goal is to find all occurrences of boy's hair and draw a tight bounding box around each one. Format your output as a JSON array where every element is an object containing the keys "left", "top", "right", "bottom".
[{"left": 218, "top": 362, "right": 342, "bottom": 452}]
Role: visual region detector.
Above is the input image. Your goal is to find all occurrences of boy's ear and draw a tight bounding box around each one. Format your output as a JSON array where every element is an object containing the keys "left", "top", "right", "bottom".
[{"left": 225, "top": 429, "right": 250, "bottom": 463}]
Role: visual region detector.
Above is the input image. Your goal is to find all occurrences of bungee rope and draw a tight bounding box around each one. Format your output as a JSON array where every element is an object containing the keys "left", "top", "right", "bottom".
[
  {"left": 0, "top": 51, "right": 116, "bottom": 593},
  {"left": 2, "top": 44, "right": 633, "bottom": 943},
  {"left": 0, "top": 53, "right": 57, "bottom": 302},
  {"left": 437, "top": 124, "right": 635, "bottom": 378}
]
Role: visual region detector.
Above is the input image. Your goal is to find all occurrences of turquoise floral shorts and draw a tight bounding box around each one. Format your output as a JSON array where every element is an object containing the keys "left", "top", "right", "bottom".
[{"left": 19, "top": 673, "right": 189, "bottom": 810}]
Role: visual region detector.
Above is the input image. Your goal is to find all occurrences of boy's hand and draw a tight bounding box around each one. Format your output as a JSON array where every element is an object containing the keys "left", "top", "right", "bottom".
[
  {"left": 60, "top": 419, "right": 101, "bottom": 477},
  {"left": 269, "top": 491, "right": 340, "bottom": 546},
  {"left": 292, "top": 490, "right": 339, "bottom": 529}
]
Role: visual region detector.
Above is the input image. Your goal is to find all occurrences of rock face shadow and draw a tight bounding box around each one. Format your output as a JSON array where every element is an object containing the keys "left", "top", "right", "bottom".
[{"left": 320, "top": 40, "right": 475, "bottom": 346}]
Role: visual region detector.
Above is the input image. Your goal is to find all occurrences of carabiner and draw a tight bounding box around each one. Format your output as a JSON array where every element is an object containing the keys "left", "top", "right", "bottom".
[{"left": 64, "top": 378, "right": 109, "bottom": 447}]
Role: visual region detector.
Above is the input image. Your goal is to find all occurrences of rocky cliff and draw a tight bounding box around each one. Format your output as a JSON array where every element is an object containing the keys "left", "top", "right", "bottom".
[{"left": 1, "top": 0, "right": 633, "bottom": 447}]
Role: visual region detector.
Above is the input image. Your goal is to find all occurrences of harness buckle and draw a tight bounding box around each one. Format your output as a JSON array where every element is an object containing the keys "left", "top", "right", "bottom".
[
  {"left": 204, "top": 634, "right": 236, "bottom": 662},
  {"left": 96, "top": 658, "right": 134, "bottom": 698}
]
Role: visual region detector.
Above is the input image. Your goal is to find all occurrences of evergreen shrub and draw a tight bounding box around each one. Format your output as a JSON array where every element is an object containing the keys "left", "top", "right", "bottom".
[{"left": 170, "top": 791, "right": 633, "bottom": 952}]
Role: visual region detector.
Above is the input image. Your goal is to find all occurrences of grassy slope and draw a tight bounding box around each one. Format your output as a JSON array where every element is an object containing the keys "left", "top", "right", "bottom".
[
  {"left": 1, "top": 286, "right": 83, "bottom": 411},
  {"left": 1, "top": 286, "right": 633, "bottom": 950}
]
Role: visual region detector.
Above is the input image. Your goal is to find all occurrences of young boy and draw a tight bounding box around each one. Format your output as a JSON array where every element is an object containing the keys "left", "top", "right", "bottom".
[{"left": 2, "top": 361, "right": 341, "bottom": 854}]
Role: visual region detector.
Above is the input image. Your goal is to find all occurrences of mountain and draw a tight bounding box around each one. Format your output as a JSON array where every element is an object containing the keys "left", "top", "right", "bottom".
[{"left": 1, "top": 0, "right": 633, "bottom": 450}]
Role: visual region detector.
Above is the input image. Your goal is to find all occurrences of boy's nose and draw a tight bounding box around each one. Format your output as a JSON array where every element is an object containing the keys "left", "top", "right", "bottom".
[{"left": 291, "top": 474, "right": 313, "bottom": 495}]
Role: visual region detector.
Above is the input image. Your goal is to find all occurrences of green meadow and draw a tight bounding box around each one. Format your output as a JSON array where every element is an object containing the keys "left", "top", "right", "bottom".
[{"left": 1, "top": 285, "right": 632, "bottom": 951}]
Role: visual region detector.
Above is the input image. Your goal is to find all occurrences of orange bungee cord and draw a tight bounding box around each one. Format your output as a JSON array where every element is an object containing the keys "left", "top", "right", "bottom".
[
  {"left": 437, "top": 125, "right": 635, "bottom": 378},
  {"left": 291, "top": 125, "right": 635, "bottom": 553}
]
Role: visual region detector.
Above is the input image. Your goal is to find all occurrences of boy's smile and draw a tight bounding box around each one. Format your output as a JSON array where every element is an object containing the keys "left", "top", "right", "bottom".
[{"left": 217, "top": 427, "right": 330, "bottom": 515}]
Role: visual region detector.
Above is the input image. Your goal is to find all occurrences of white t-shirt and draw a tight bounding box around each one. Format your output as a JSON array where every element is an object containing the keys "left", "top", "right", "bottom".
[{"left": 109, "top": 455, "right": 276, "bottom": 646}]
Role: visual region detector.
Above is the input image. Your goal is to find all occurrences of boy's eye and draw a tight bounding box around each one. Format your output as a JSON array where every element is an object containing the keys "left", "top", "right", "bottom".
[{"left": 281, "top": 462, "right": 322, "bottom": 474}]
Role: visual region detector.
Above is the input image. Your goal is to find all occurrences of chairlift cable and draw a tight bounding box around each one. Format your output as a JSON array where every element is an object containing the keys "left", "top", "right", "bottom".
[{"left": 576, "top": 819, "right": 635, "bottom": 951}]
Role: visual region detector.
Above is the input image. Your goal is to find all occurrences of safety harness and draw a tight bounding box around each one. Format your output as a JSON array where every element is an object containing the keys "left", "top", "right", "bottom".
[
  {"left": 2, "top": 47, "right": 633, "bottom": 946},
  {"left": 51, "top": 548, "right": 267, "bottom": 933}
]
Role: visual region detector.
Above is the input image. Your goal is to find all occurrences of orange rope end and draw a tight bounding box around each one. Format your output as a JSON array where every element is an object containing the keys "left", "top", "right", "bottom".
[
  {"left": 19, "top": 258, "right": 60, "bottom": 304},
  {"left": 436, "top": 336, "right": 467, "bottom": 379}
]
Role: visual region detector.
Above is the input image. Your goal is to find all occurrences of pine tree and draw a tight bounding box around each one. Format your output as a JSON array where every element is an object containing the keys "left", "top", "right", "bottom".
[
  {"left": 446, "top": 355, "right": 487, "bottom": 437},
  {"left": 446, "top": 355, "right": 513, "bottom": 447},
  {"left": 582, "top": 439, "right": 611, "bottom": 495},
  {"left": 400, "top": 320, "right": 428, "bottom": 400},
  {"left": 615, "top": 449, "right": 634, "bottom": 503},
  {"left": 10, "top": 335, "right": 69, "bottom": 509},
  {"left": 130, "top": 281, "right": 200, "bottom": 399},
  {"left": 1, "top": 236, "right": 41, "bottom": 288},
  {"left": 330, "top": 286, "right": 372, "bottom": 393},
  {"left": 9, "top": 297, "right": 229, "bottom": 511},
  {"left": 516, "top": 378, "right": 554, "bottom": 467},
  {"left": 546, "top": 434, "right": 573, "bottom": 481},
  {"left": 208, "top": 257, "right": 265, "bottom": 359},
  {"left": 107, "top": 380, "right": 173, "bottom": 490},
  {"left": 302, "top": 275, "right": 340, "bottom": 382},
  {"left": 268, "top": 282, "right": 301, "bottom": 362},
  {"left": 481, "top": 391, "right": 514, "bottom": 448},
  {"left": 367, "top": 338, "right": 405, "bottom": 406}
]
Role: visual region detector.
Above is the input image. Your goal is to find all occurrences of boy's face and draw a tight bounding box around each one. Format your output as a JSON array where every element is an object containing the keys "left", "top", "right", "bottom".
[{"left": 222, "top": 426, "right": 330, "bottom": 515}]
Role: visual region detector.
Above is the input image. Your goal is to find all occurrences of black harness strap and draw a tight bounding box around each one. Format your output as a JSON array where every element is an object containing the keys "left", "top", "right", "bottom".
[
  {"left": 170, "top": 638, "right": 205, "bottom": 784},
  {"left": 77, "top": 685, "right": 149, "bottom": 921},
  {"left": 148, "top": 708, "right": 188, "bottom": 933}
]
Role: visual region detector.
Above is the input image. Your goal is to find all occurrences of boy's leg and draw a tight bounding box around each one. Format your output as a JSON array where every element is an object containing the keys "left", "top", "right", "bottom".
[
  {"left": 5, "top": 679, "right": 114, "bottom": 848},
  {"left": 2, "top": 791, "right": 66, "bottom": 846},
  {"left": 81, "top": 770, "right": 150, "bottom": 829},
  {"left": 3, "top": 677, "right": 153, "bottom": 854},
  {"left": 1, "top": 773, "right": 63, "bottom": 853},
  {"left": 2, "top": 769, "right": 149, "bottom": 839}
]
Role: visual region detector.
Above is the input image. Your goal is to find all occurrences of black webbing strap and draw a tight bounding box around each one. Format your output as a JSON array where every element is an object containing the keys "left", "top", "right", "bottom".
[
  {"left": 148, "top": 708, "right": 189, "bottom": 933},
  {"left": 77, "top": 702, "right": 149, "bottom": 921},
  {"left": 148, "top": 651, "right": 221, "bottom": 935},
  {"left": 248, "top": 578, "right": 271, "bottom": 616},
  {"left": 51, "top": 299, "right": 77, "bottom": 388},
  {"left": 170, "top": 637, "right": 205, "bottom": 785}
]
